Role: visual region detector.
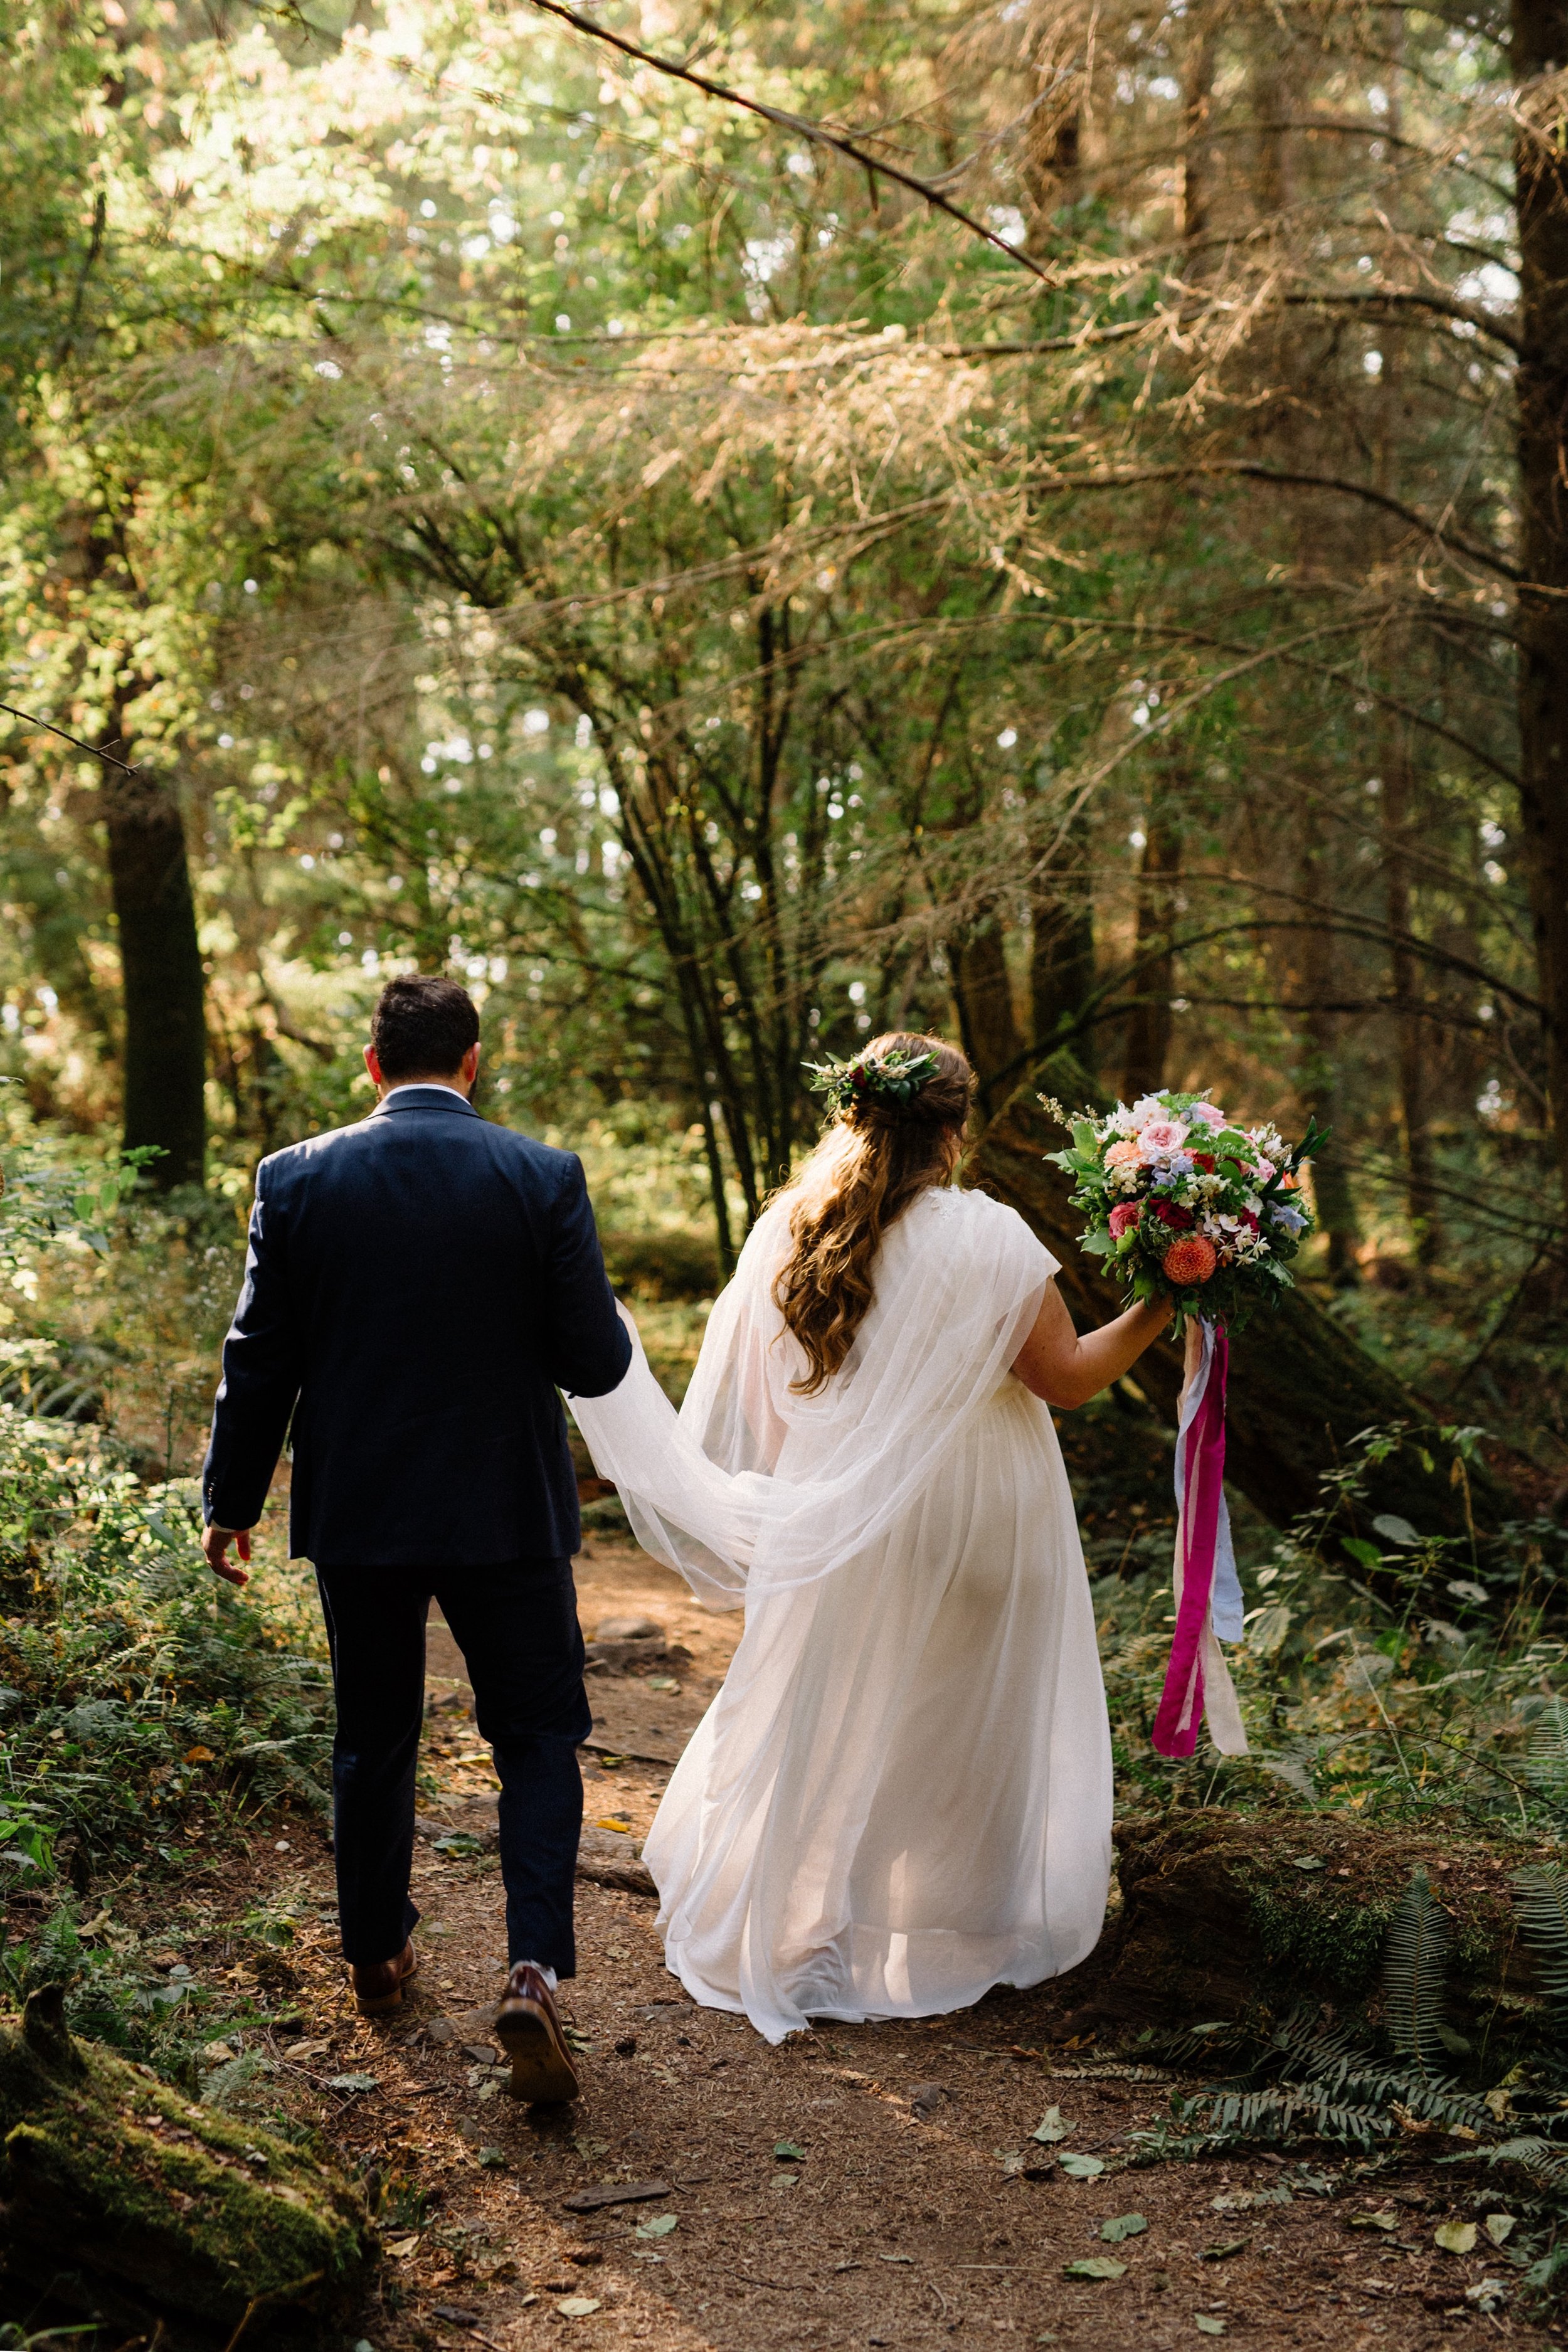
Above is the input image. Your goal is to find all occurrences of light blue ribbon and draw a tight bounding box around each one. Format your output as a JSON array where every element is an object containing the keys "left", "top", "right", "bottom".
[{"left": 1173, "top": 1318, "right": 1244, "bottom": 1642}]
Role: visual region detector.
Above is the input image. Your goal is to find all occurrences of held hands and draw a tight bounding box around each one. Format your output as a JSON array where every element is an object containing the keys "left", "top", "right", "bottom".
[{"left": 201, "top": 1522, "right": 253, "bottom": 1586}]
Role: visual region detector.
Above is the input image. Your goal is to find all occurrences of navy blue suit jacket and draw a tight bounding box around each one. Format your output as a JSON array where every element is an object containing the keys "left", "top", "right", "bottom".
[{"left": 201, "top": 1087, "right": 632, "bottom": 1566}]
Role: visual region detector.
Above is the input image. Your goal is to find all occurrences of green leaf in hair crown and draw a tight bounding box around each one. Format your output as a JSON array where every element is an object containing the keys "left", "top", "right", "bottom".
[{"left": 803, "top": 1046, "right": 938, "bottom": 1118}]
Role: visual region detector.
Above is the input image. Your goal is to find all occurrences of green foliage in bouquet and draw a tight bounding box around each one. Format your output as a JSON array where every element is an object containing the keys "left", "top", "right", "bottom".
[{"left": 1043, "top": 1089, "right": 1327, "bottom": 1331}]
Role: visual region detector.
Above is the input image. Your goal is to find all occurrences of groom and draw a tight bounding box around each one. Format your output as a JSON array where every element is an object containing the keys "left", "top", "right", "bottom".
[{"left": 200, "top": 975, "right": 631, "bottom": 2102}]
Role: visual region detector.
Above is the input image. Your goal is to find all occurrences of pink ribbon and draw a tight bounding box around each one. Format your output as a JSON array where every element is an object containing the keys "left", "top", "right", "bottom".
[{"left": 1151, "top": 1323, "right": 1230, "bottom": 1759}]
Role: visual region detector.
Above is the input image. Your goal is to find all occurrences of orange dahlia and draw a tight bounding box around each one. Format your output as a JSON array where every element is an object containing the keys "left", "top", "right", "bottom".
[{"left": 1163, "top": 1235, "right": 1217, "bottom": 1286}]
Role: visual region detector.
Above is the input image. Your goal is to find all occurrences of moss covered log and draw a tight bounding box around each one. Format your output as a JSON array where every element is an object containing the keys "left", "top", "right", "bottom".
[
  {"left": 976, "top": 1076, "right": 1518, "bottom": 1540},
  {"left": 1079, "top": 1810, "right": 1545, "bottom": 2032},
  {"left": 0, "top": 1984, "right": 377, "bottom": 2337}
]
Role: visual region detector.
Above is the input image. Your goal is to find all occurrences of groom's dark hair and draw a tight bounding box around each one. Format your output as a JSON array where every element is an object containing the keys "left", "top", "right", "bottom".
[{"left": 371, "top": 975, "right": 481, "bottom": 1080}]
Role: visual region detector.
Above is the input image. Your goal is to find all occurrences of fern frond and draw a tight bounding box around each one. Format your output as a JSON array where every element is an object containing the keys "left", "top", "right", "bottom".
[
  {"left": 1382, "top": 1865, "right": 1452, "bottom": 2079},
  {"left": 1512, "top": 1863, "right": 1568, "bottom": 2024},
  {"left": 1524, "top": 1701, "right": 1568, "bottom": 1808}
]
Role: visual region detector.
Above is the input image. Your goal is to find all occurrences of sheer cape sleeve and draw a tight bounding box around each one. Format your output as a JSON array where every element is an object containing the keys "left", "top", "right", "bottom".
[{"left": 568, "top": 1189, "right": 1056, "bottom": 1609}]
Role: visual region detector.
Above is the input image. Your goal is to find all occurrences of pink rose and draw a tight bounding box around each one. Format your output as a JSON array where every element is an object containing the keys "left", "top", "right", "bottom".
[
  {"left": 1105, "top": 1138, "right": 1142, "bottom": 1169},
  {"left": 1138, "top": 1119, "right": 1189, "bottom": 1157},
  {"left": 1108, "top": 1202, "right": 1141, "bottom": 1239},
  {"left": 1190, "top": 1101, "right": 1226, "bottom": 1128},
  {"left": 1251, "top": 1157, "right": 1275, "bottom": 1183}
]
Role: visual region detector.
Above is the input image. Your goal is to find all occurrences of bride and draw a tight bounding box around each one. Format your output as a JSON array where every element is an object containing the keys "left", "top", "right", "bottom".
[{"left": 569, "top": 1034, "right": 1171, "bottom": 2044}]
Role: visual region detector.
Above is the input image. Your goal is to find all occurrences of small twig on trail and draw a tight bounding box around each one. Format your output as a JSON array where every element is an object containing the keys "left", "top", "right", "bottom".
[
  {"left": 0, "top": 699, "right": 140, "bottom": 774},
  {"left": 220, "top": 2274, "right": 325, "bottom": 2352}
]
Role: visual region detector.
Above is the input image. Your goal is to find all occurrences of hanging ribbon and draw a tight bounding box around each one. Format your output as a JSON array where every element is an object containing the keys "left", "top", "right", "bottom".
[{"left": 1151, "top": 1316, "right": 1249, "bottom": 1759}]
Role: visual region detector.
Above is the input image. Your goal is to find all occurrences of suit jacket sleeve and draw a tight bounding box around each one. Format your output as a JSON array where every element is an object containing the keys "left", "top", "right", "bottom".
[
  {"left": 542, "top": 1154, "right": 633, "bottom": 1399},
  {"left": 201, "top": 1163, "right": 304, "bottom": 1529}
]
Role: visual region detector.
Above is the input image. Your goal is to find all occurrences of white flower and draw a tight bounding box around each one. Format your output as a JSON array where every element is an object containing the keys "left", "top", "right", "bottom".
[{"left": 1130, "top": 1093, "right": 1168, "bottom": 1129}]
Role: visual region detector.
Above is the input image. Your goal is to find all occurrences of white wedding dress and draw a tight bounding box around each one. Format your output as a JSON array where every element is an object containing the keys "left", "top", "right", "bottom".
[{"left": 568, "top": 1185, "right": 1113, "bottom": 2043}]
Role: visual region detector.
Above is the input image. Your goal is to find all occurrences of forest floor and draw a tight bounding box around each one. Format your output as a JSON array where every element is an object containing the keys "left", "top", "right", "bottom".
[{"left": 56, "top": 1536, "right": 1559, "bottom": 2352}]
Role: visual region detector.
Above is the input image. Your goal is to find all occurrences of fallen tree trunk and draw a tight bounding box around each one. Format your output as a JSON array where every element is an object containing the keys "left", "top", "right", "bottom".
[
  {"left": 0, "top": 1984, "right": 377, "bottom": 2339},
  {"left": 1073, "top": 1808, "right": 1544, "bottom": 2033},
  {"left": 975, "top": 1073, "right": 1517, "bottom": 1540}
]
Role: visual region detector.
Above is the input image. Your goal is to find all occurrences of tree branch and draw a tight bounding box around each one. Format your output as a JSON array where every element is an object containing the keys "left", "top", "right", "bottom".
[{"left": 513, "top": 0, "right": 1058, "bottom": 285}]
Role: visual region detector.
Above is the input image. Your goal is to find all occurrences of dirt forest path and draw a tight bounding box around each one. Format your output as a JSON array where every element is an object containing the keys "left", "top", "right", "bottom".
[{"left": 203, "top": 1539, "right": 1552, "bottom": 2352}]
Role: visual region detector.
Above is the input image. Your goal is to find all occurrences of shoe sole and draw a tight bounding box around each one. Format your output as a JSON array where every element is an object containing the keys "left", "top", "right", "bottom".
[
  {"left": 352, "top": 1949, "right": 420, "bottom": 2018},
  {"left": 496, "top": 2008, "right": 581, "bottom": 2103}
]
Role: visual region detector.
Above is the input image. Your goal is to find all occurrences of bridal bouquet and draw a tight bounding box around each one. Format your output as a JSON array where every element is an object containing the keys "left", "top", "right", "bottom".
[
  {"left": 1044, "top": 1089, "right": 1322, "bottom": 1331},
  {"left": 1046, "top": 1088, "right": 1323, "bottom": 1762}
]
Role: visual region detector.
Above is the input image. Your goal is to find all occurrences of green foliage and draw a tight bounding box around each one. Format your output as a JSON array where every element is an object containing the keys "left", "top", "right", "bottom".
[
  {"left": 1382, "top": 1867, "right": 1456, "bottom": 2078},
  {"left": 1140, "top": 2005, "right": 1492, "bottom": 2161},
  {"left": 1512, "top": 1865, "right": 1568, "bottom": 2027}
]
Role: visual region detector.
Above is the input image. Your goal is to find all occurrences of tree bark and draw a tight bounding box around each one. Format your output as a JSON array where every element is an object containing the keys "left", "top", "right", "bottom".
[
  {"left": 1510, "top": 0, "right": 1568, "bottom": 1204},
  {"left": 1030, "top": 807, "right": 1097, "bottom": 1078},
  {"left": 1294, "top": 824, "right": 1360, "bottom": 1281},
  {"left": 99, "top": 734, "right": 206, "bottom": 1190},
  {"left": 953, "top": 914, "right": 1024, "bottom": 1108},
  {"left": 975, "top": 1071, "right": 1515, "bottom": 1539},
  {"left": 1123, "top": 793, "right": 1182, "bottom": 1100},
  {"left": 1380, "top": 732, "right": 1443, "bottom": 1264}
]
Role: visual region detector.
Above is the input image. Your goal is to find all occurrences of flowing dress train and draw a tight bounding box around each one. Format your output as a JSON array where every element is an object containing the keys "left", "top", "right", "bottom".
[{"left": 569, "top": 1185, "right": 1113, "bottom": 2043}]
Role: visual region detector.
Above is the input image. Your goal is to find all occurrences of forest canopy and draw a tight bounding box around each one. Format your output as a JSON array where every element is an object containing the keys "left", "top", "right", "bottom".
[{"left": 0, "top": 0, "right": 1563, "bottom": 1470}]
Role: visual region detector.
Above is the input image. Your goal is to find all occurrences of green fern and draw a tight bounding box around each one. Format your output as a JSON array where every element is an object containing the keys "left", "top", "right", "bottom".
[
  {"left": 1523, "top": 1701, "right": 1568, "bottom": 1811},
  {"left": 1382, "top": 1865, "right": 1452, "bottom": 2077},
  {"left": 1512, "top": 1863, "right": 1568, "bottom": 2026}
]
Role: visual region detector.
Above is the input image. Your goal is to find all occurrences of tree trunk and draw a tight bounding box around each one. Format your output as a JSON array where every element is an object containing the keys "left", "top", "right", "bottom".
[
  {"left": 975, "top": 1071, "right": 1515, "bottom": 1539},
  {"left": 1123, "top": 793, "right": 1182, "bottom": 1101},
  {"left": 1380, "top": 733, "right": 1443, "bottom": 1264},
  {"left": 1510, "top": 0, "right": 1568, "bottom": 1205},
  {"left": 100, "top": 736, "right": 206, "bottom": 1189},
  {"left": 1030, "top": 804, "right": 1097, "bottom": 1078},
  {"left": 953, "top": 914, "right": 1023, "bottom": 1109},
  {"left": 1294, "top": 825, "right": 1360, "bottom": 1281}
]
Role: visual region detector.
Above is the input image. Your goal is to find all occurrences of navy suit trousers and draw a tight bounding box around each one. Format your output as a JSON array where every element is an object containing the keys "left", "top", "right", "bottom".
[{"left": 316, "top": 1559, "right": 591, "bottom": 1976}]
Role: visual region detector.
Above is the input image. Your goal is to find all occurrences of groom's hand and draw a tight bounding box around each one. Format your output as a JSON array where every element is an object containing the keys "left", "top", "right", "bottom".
[{"left": 202, "top": 1522, "right": 253, "bottom": 1586}]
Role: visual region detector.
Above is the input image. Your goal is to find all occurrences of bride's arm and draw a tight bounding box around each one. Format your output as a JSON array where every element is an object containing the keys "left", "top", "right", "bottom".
[{"left": 1010, "top": 1279, "right": 1172, "bottom": 1409}]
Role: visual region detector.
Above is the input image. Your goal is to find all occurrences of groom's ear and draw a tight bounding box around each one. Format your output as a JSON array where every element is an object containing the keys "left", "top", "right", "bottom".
[{"left": 365, "top": 1044, "right": 385, "bottom": 1088}]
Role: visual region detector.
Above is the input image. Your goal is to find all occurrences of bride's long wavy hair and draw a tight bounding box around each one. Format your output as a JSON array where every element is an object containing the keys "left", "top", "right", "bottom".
[{"left": 773, "top": 1032, "right": 975, "bottom": 1396}]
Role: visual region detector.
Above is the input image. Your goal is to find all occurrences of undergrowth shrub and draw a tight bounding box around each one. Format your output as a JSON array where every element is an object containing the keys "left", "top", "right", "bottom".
[{"left": 0, "top": 1422, "right": 330, "bottom": 1890}]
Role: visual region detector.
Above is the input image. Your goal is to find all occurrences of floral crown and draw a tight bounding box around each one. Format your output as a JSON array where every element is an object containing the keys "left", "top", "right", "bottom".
[{"left": 803, "top": 1045, "right": 939, "bottom": 1120}]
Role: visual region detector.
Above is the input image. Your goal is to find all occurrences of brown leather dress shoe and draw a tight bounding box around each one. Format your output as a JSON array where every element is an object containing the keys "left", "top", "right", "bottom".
[
  {"left": 495, "top": 1961, "right": 581, "bottom": 2103},
  {"left": 349, "top": 1938, "right": 419, "bottom": 2016}
]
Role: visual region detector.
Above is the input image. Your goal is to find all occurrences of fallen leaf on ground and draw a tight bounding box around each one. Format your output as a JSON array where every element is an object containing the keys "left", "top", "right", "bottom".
[
  {"left": 1032, "top": 2106, "right": 1072, "bottom": 2143},
  {"left": 384, "top": 2235, "right": 421, "bottom": 2258},
  {"left": 909, "top": 2082, "right": 949, "bottom": 2117},
  {"left": 1195, "top": 2319, "right": 1227, "bottom": 2337},
  {"left": 879, "top": 2254, "right": 913, "bottom": 2264},
  {"left": 556, "top": 2298, "right": 602, "bottom": 2318},
  {"left": 1199, "top": 2238, "right": 1249, "bottom": 2260},
  {"left": 1101, "top": 2214, "right": 1148, "bottom": 2243},
  {"left": 431, "top": 2308, "right": 481, "bottom": 2329},
  {"left": 635, "top": 2214, "right": 677, "bottom": 2239},
  {"left": 1434, "top": 2220, "right": 1478, "bottom": 2255},
  {"left": 1058, "top": 2153, "right": 1105, "bottom": 2179},
  {"left": 1466, "top": 2279, "right": 1508, "bottom": 2312},
  {"left": 595, "top": 1817, "right": 633, "bottom": 1833},
  {"left": 477, "top": 2146, "right": 507, "bottom": 2168},
  {"left": 327, "top": 2072, "right": 379, "bottom": 2094},
  {"left": 774, "top": 2139, "right": 806, "bottom": 2161},
  {"left": 1063, "top": 2257, "right": 1126, "bottom": 2280},
  {"left": 1485, "top": 2214, "right": 1516, "bottom": 2246},
  {"left": 1348, "top": 2213, "right": 1399, "bottom": 2232}
]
